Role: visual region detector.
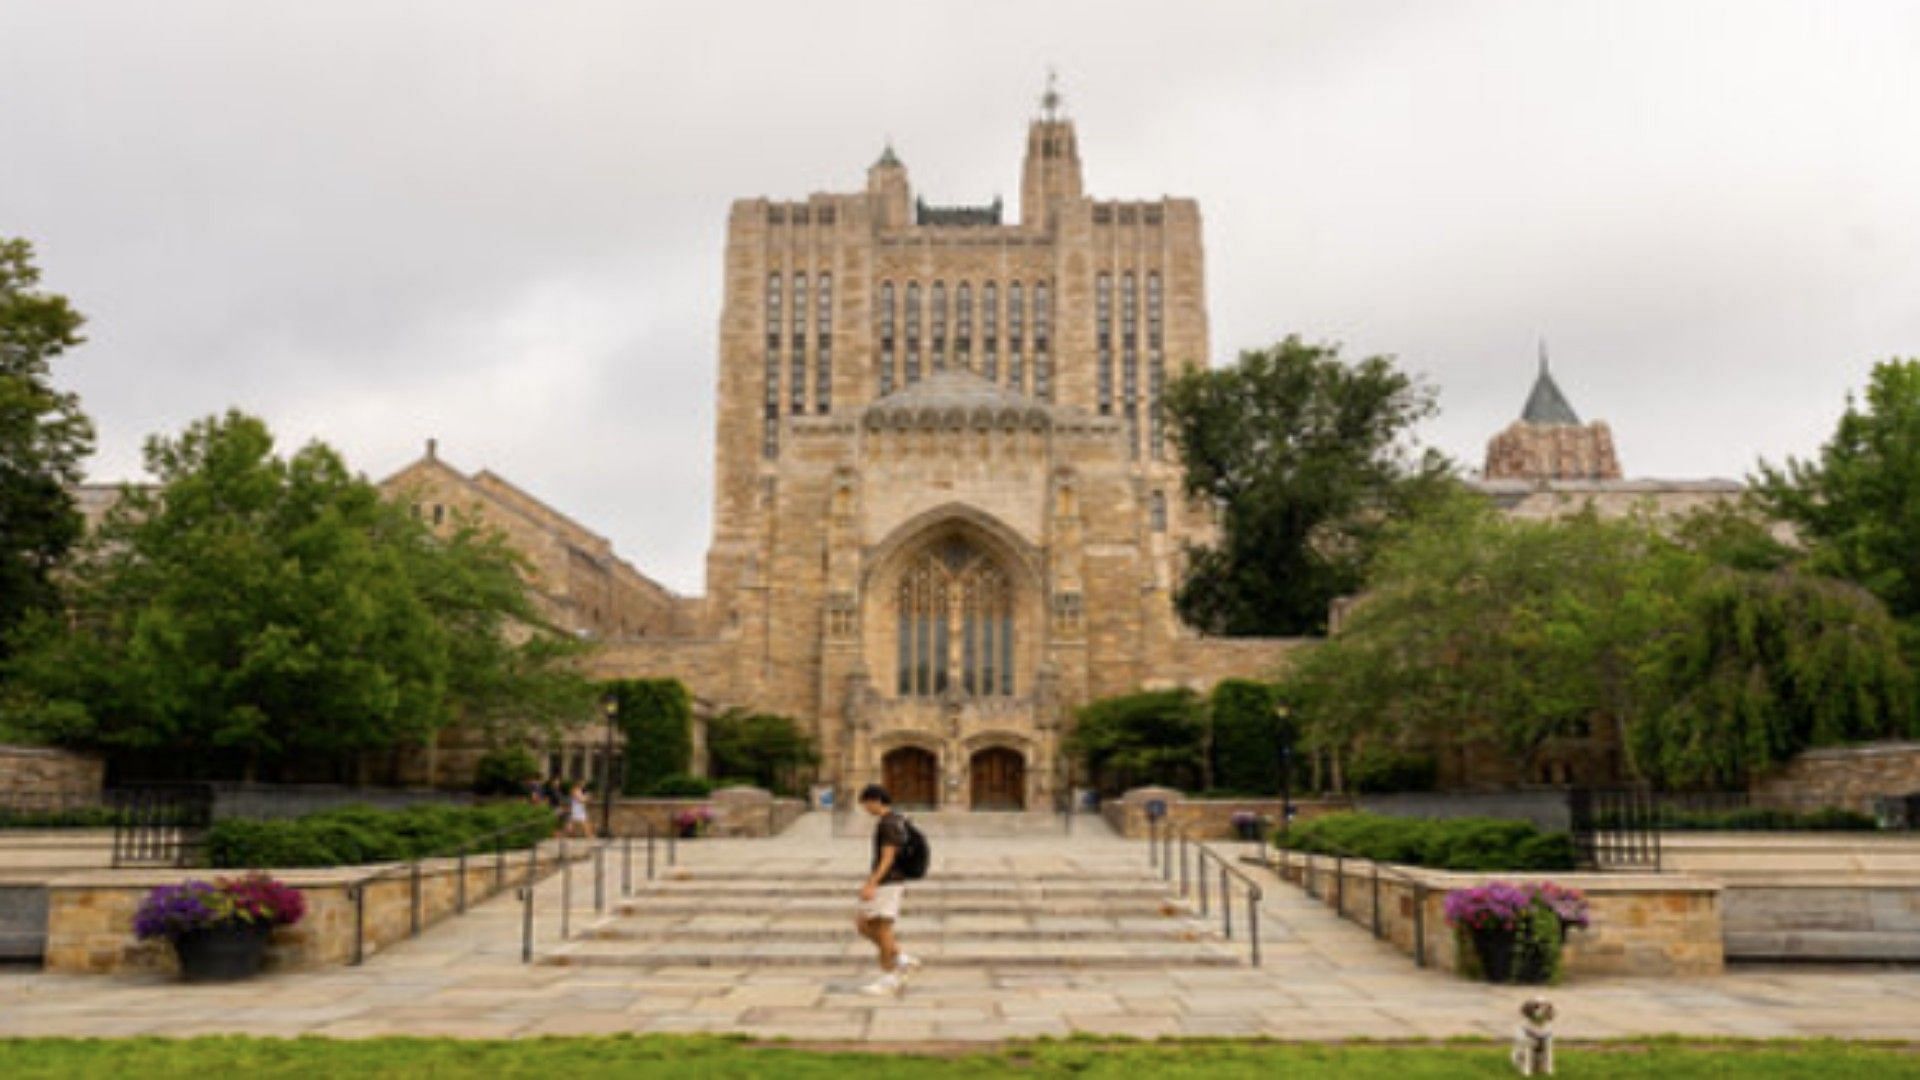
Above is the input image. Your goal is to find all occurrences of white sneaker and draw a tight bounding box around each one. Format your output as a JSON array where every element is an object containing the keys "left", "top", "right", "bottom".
[
  {"left": 894, "top": 954, "right": 922, "bottom": 979},
  {"left": 859, "top": 972, "right": 903, "bottom": 997}
]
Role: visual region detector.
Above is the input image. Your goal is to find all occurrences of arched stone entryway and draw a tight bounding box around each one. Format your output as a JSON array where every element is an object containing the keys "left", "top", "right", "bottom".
[
  {"left": 969, "top": 747, "right": 1026, "bottom": 811},
  {"left": 882, "top": 746, "right": 940, "bottom": 809}
]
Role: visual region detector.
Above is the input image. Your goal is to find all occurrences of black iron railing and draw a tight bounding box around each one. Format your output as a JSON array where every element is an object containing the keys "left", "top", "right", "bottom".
[
  {"left": 1266, "top": 832, "right": 1436, "bottom": 968},
  {"left": 109, "top": 784, "right": 215, "bottom": 868},
  {"left": 518, "top": 820, "right": 676, "bottom": 964},
  {"left": 1145, "top": 817, "right": 1264, "bottom": 967}
]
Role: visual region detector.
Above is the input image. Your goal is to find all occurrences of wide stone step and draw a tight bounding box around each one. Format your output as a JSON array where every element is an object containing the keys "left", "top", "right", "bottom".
[
  {"left": 542, "top": 940, "right": 1239, "bottom": 969},
  {"left": 577, "top": 924, "right": 1206, "bottom": 944},
  {"left": 629, "top": 883, "right": 1173, "bottom": 900},
  {"left": 616, "top": 898, "right": 1186, "bottom": 917}
]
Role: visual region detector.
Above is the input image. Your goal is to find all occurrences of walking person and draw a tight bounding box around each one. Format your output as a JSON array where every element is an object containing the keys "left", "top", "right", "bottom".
[
  {"left": 567, "top": 781, "right": 595, "bottom": 840},
  {"left": 854, "top": 784, "right": 923, "bottom": 996}
]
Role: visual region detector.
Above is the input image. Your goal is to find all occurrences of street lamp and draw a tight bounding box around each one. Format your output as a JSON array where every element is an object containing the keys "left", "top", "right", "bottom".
[
  {"left": 600, "top": 692, "right": 620, "bottom": 836},
  {"left": 1274, "top": 702, "right": 1294, "bottom": 839}
]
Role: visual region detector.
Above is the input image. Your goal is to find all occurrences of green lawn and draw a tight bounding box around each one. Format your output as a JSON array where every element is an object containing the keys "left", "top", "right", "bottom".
[{"left": 0, "top": 1037, "right": 1917, "bottom": 1078}]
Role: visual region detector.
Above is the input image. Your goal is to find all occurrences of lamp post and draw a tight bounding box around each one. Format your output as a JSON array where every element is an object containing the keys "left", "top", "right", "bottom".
[
  {"left": 1274, "top": 702, "right": 1294, "bottom": 839},
  {"left": 600, "top": 692, "right": 620, "bottom": 836}
]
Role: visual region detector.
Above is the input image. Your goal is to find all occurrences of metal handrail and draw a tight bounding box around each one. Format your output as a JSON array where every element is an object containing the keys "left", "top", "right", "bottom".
[
  {"left": 518, "top": 818, "right": 676, "bottom": 964},
  {"left": 342, "top": 815, "right": 555, "bottom": 965},
  {"left": 1146, "top": 820, "right": 1263, "bottom": 967},
  {"left": 1264, "top": 832, "right": 1434, "bottom": 969}
]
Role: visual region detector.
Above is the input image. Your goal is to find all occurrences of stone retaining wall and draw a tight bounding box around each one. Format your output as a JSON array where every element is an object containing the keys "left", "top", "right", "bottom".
[
  {"left": 606, "top": 787, "right": 806, "bottom": 839},
  {"left": 42, "top": 845, "right": 568, "bottom": 975},
  {"left": 0, "top": 746, "right": 103, "bottom": 803},
  {"left": 1271, "top": 848, "right": 1724, "bottom": 978},
  {"left": 1752, "top": 741, "right": 1920, "bottom": 815},
  {"left": 1103, "top": 786, "right": 1352, "bottom": 839}
]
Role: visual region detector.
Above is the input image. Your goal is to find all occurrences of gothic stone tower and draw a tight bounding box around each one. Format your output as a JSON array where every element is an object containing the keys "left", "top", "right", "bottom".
[
  {"left": 1483, "top": 348, "right": 1622, "bottom": 482},
  {"left": 691, "top": 92, "right": 1228, "bottom": 810}
]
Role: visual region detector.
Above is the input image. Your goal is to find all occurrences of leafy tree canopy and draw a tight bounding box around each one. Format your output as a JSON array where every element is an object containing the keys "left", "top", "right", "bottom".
[
  {"left": 704, "top": 709, "right": 818, "bottom": 796},
  {"left": 1066, "top": 688, "right": 1207, "bottom": 795},
  {"left": 1753, "top": 358, "right": 1920, "bottom": 621},
  {"left": 0, "top": 410, "right": 592, "bottom": 774},
  {"left": 1163, "top": 335, "right": 1454, "bottom": 636},
  {"left": 0, "top": 238, "right": 93, "bottom": 654}
]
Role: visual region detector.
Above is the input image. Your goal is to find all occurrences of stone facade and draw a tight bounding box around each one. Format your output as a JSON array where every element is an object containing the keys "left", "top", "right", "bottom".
[
  {"left": 582, "top": 99, "right": 1301, "bottom": 809},
  {"left": 0, "top": 746, "right": 104, "bottom": 804},
  {"left": 1482, "top": 353, "right": 1622, "bottom": 482}
]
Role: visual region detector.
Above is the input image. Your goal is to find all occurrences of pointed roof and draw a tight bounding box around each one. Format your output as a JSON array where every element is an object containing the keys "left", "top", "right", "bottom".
[
  {"left": 873, "top": 142, "right": 902, "bottom": 169},
  {"left": 1521, "top": 343, "right": 1582, "bottom": 425}
]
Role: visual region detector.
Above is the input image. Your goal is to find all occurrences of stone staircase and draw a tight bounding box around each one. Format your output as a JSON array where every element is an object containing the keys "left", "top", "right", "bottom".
[{"left": 543, "top": 817, "right": 1239, "bottom": 970}]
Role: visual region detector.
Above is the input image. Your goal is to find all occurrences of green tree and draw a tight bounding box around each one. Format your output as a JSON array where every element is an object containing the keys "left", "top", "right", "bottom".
[
  {"left": 1207, "top": 679, "right": 1286, "bottom": 795},
  {"left": 1633, "top": 569, "right": 1915, "bottom": 788},
  {"left": 0, "top": 239, "right": 93, "bottom": 655},
  {"left": 1066, "top": 688, "right": 1207, "bottom": 795},
  {"left": 1752, "top": 359, "right": 1920, "bottom": 620},
  {"left": 1163, "top": 335, "right": 1454, "bottom": 636},
  {"left": 704, "top": 709, "right": 818, "bottom": 795},
  {"left": 0, "top": 411, "right": 590, "bottom": 776},
  {"left": 606, "top": 678, "right": 692, "bottom": 794}
]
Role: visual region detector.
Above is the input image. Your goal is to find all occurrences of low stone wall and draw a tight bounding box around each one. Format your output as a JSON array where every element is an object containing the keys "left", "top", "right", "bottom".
[
  {"left": 1103, "top": 787, "right": 1352, "bottom": 840},
  {"left": 42, "top": 845, "right": 563, "bottom": 976},
  {"left": 1271, "top": 848, "right": 1724, "bottom": 978},
  {"left": 1721, "top": 882, "right": 1920, "bottom": 961},
  {"left": 606, "top": 787, "right": 806, "bottom": 839},
  {"left": 1752, "top": 741, "right": 1920, "bottom": 815},
  {"left": 0, "top": 745, "right": 104, "bottom": 803}
]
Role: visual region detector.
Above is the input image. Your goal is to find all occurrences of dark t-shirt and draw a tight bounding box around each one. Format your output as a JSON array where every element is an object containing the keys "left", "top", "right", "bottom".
[{"left": 871, "top": 810, "right": 909, "bottom": 885}]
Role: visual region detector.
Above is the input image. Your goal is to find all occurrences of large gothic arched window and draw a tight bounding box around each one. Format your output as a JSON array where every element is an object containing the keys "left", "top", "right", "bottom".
[{"left": 896, "top": 536, "right": 1014, "bottom": 698}]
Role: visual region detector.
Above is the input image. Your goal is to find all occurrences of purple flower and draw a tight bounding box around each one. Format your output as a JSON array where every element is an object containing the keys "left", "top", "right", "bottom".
[
  {"left": 132, "top": 875, "right": 307, "bottom": 941},
  {"left": 1443, "top": 882, "right": 1533, "bottom": 932},
  {"left": 1530, "top": 882, "right": 1590, "bottom": 929}
]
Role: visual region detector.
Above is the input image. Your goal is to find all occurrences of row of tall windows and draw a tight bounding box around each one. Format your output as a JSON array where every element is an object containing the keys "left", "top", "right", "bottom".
[
  {"left": 763, "top": 270, "right": 835, "bottom": 458},
  {"left": 1095, "top": 271, "right": 1164, "bottom": 456},
  {"left": 875, "top": 279, "right": 1052, "bottom": 399}
]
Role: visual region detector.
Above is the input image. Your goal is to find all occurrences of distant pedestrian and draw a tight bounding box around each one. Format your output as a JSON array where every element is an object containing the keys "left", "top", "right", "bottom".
[
  {"left": 854, "top": 784, "right": 922, "bottom": 996},
  {"left": 567, "top": 781, "right": 595, "bottom": 840}
]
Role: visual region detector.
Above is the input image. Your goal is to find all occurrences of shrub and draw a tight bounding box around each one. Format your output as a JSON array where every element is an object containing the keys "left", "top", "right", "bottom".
[
  {"left": 1068, "top": 688, "right": 1207, "bottom": 795},
  {"left": 1345, "top": 746, "right": 1438, "bottom": 794},
  {"left": 704, "top": 710, "right": 818, "bottom": 795},
  {"left": 1208, "top": 680, "right": 1285, "bottom": 795},
  {"left": 1277, "top": 812, "right": 1577, "bottom": 872},
  {"left": 606, "top": 679, "right": 693, "bottom": 795},
  {"left": 646, "top": 774, "right": 713, "bottom": 797},
  {"left": 206, "top": 801, "right": 555, "bottom": 869},
  {"left": 473, "top": 746, "right": 540, "bottom": 797}
]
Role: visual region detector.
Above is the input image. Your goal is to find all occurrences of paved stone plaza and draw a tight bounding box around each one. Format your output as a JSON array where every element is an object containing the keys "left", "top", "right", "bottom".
[{"left": 1, "top": 815, "right": 1917, "bottom": 1042}]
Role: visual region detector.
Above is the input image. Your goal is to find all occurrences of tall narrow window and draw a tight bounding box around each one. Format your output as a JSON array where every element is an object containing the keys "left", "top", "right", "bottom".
[
  {"left": 1096, "top": 274, "right": 1113, "bottom": 414},
  {"left": 1034, "top": 281, "right": 1052, "bottom": 401},
  {"left": 930, "top": 281, "right": 947, "bottom": 371},
  {"left": 905, "top": 282, "right": 922, "bottom": 384},
  {"left": 816, "top": 272, "right": 832, "bottom": 413},
  {"left": 764, "top": 272, "right": 783, "bottom": 458},
  {"left": 1122, "top": 271, "right": 1139, "bottom": 455},
  {"left": 1007, "top": 283, "right": 1025, "bottom": 391},
  {"left": 955, "top": 282, "right": 972, "bottom": 371},
  {"left": 1148, "top": 272, "right": 1165, "bottom": 458},
  {"left": 982, "top": 282, "right": 999, "bottom": 382},
  {"left": 790, "top": 273, "right": 808, "bottom": 414},
  {"left": 879, "top": 280, "right": 896, "bottom": 396}
]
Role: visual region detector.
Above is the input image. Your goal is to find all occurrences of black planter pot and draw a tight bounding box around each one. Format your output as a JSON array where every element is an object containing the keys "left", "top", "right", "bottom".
[
  {"left": 172, "top": 921, "right": 271, "bottom": 982},
  {"left": 1469, "top": 927, "right": 1518, "bottom": 983}
]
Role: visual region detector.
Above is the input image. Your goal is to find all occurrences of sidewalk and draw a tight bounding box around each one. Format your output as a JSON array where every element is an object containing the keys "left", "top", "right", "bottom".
[{"left": 1, "top": 817, "right": 1916, "bottom": 1042}]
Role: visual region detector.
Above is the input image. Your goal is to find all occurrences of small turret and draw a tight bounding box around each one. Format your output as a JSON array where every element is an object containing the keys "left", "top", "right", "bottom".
[
  {"left": 1020, "top": 72, "right": 1083, "bottom": 229},
  {"left": 867, "top": 141, "right": 911, "bottom": 230}
]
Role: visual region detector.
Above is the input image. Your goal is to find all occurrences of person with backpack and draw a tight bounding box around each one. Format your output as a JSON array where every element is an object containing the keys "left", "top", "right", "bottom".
[{"left": 854, "top": 783, "right": 925, "bottom": 996}]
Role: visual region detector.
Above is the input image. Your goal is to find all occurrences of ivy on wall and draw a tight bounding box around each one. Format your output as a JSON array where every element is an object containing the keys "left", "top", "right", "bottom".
[{"left": 604, "top": 678, "right": 692, "bottom": 795}]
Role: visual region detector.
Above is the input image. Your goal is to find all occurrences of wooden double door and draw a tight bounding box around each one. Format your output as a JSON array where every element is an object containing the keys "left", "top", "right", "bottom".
[
  {"left": 882, "top": 747, "right": 939, "bottom": 809},
  {"left": 969, "top": 747, "right": 1026, "bottom": 811}
]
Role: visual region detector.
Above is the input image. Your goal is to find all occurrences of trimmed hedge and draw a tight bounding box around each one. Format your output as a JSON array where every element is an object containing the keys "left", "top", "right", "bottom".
[
  {"left": 1277, "top": 812, "right": 1577, "bottom": 872},
  {"left": 645, "top": 774, "right": 713, "bottom": 797},
  {"left": 0, "top": 806, "right": 123, "bottom": 830},
  {"left": 207, "top": 801, "right": 555, "bottom": 869}
]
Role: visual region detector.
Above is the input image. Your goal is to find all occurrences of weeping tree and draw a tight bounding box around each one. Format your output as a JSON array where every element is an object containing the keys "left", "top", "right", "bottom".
[{"left": 1632, "top": 569, "right": 1916, "bottom": 788}]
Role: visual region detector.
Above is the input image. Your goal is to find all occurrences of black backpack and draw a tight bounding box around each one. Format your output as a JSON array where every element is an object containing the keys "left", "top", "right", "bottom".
[{"left": 896, "top": 817, "right": 931, "bottom": 881}]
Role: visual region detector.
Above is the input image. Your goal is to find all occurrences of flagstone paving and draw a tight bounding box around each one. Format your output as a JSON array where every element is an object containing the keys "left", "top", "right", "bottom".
[{"left": 1, "top": 813, "right": 1917, "bottom": 1042}]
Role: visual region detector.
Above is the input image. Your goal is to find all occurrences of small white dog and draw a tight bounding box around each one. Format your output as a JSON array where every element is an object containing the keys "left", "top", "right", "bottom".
[{"left": 1511, "top": 997, "right": 1555, "bottom": 1076}]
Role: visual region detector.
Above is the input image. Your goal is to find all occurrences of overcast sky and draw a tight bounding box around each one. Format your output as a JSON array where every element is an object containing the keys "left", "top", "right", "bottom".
[{"left": 5, "top": 1, "right": 1918, "bottom": 592}]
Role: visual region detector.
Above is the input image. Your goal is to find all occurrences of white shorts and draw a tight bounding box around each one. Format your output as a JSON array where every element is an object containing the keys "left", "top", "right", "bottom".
[{"left": 859, "top": 884, "right": 905, "bottom": 922}]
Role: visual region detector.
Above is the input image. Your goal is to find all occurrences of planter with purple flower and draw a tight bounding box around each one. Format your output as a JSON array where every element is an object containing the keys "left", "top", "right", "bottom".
[
  {"left": 133, "top": 873, "right": 307, "bottom": 982},
  {"left": 674, "top": 805, "right": 716, "bottom": 839},
  {"left": 1443, "top": 880, "right": 1590, "bottom": 984}
]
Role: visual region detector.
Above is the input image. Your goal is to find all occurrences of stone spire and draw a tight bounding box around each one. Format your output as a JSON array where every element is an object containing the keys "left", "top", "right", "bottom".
[
  {"left": 1520, "top": 341, "right": 1581, "bottom": 425},
  {"left": 1021, "top": 71, "right": 1082, "bottom": 228},
  {"left": 866, "top": 138, "right": 910, "bottom": 229}
]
